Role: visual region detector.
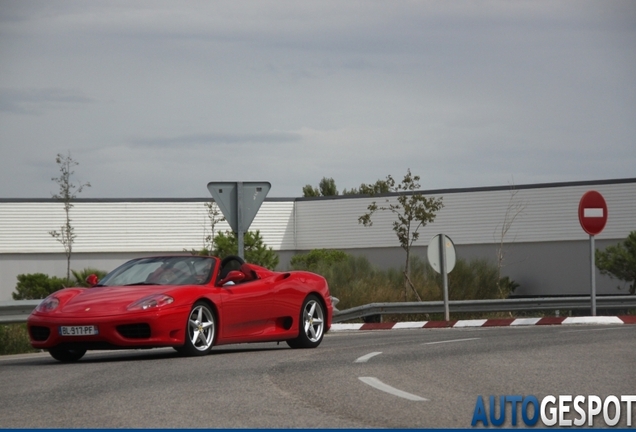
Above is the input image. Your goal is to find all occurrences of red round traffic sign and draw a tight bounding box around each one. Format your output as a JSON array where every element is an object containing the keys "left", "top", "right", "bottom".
[{"left": 578, "top": 190, "right": 608, "bottom": 236}]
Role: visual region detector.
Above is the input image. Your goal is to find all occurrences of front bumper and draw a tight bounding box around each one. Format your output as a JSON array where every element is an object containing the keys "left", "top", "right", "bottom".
[{"left": 27, "top": 305, "right": 190, "bottom": 350}]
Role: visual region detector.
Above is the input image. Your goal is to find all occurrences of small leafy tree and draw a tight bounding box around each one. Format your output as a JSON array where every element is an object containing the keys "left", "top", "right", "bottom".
[
  {"left": 204, "top": 201, "right": 225, "bottom": 250},
  {"left": 186, "top": 201, "right": 226, "bottom": 256},
  {"left": 213, "top": 230, "right": 279, "bottom": 270},
  {"left": 494, "top": 182, "right": 525, "bottom": 298},
  {"left": 596, "top": 231, "right": 636, "bottom": 294},
  {"left": 302, "top": 177, "right": 338, "bottom": 197},
  {"left": 359, "top": 169, "right": 443, "bottom": 301},
  {"left": 49, "top": 152, "right": 90, "bottom": 280}
]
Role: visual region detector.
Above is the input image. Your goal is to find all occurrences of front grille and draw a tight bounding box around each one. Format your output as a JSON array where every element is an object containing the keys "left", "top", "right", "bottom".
[
  {"left": 116, "top": 323, "right": 151, "bottom": 339},
  {"left": 29, "top": 326, "right": 50, "bottom": 341}
]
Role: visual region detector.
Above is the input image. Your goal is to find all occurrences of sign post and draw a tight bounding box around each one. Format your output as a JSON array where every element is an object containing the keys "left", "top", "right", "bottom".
[
  {"left": 207, "top": 182, "right": 271, "bottom": 259},
  {"left": 578, "top": 190, "right": 608, "bottom": 316},
  {"left": 427, "top": 234, "right": 456, "bottom": 321}
]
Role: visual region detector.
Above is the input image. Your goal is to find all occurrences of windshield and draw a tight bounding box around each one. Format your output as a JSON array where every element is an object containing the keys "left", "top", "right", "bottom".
[{"left": 99, "top": 256, "right": 216, "bottom": 287}]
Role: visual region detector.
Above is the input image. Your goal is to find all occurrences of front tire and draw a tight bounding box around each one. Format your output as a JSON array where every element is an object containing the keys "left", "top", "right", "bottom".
[
  {"left": 177, "top": 301, "right": 216, "bottom": 356},
  {"left": 48, "top": 346, "right": 86, "bottom": 362},
  {"left": 287, "top": 295, "right": 325, "bottom": 349}
]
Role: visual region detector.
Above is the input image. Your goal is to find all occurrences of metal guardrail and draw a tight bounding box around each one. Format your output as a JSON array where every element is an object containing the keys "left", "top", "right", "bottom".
[
  {"left": 1, "top": 296, "right": 635, "bottom": 325},
  {"left": 332, "top": 296, "right": 636, "bottom": 323},
  {"left": 0, "top": 300, "right": 41, "bottom": 324}
]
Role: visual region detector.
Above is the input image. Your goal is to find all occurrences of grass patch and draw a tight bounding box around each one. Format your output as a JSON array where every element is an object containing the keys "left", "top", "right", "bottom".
[
  {"left": 292, "top": 253, "right": 515, "bottom": 311},
  {"left": 0, "top": 324, "right": 38, "bottom": 355}
]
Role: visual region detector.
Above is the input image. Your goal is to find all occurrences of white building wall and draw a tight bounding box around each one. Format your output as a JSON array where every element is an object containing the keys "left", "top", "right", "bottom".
[
  {"left": 0, "top": 200, "right": 295, "bottom": 253},
  {"left": 295, "top": 181, "right": 635, "bottom": 249}
]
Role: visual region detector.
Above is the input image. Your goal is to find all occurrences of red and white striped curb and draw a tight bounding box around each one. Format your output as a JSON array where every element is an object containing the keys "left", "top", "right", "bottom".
[{"left": 330, "top": 315, "right": 636, "bottom": 331}]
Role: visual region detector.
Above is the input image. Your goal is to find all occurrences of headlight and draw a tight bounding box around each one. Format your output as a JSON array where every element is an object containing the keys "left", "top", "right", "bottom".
[
  {"left": 127, "top": 294, "right": 174, "bottom": 311},
  {"left": 36, "top": 296, "right": 60, "bottom": 313}
]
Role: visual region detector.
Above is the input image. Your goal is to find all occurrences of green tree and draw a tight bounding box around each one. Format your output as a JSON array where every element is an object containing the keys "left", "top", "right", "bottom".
[
  {"left": 318, "top": 177, "right": 338, "bottom": 196},
  {"left": 49, "top": 152, "right": 90, "bottom": 280},
  {"left": 596, "top": 231, "right": 636, "bottom": 294},
  {"left": 359, "top": 169, "right": 444, "bottom": 301},
  {"left": 213, "top": 230, "right": 279, "bottom": 270},
  {"left": 304, "top": 177, "right": 391, "bottom": 197},
  {"left": 302, "top": 177, "right": 338, "bottom": 197},
  {"left": 302, "top": 184, "right": 320, "bottom": 197},
  {"left": 343, "top": 179, "right": 391, "bottom": 195}
]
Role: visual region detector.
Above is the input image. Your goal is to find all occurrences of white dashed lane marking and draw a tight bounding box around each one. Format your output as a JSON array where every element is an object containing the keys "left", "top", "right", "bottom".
[
  {"left": 354, "top": 352, "right": 382, "bottom": 363},
  {"left": 423, "top": 337, "right": 480, "bottom": 345},
  {"left": 355, "top": 338, "right": 480, "bottom": 402},
  {"left": 358, "top": 377, "right": 428, "bottom": 401}
]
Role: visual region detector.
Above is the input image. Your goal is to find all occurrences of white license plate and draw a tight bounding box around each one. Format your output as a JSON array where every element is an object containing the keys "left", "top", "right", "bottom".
[{"left": 59, "top": 325, "right": 99, "bottom": 336}]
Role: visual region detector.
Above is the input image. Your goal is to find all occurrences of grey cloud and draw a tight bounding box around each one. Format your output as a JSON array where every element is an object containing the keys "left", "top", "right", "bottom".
[
  {"left": 0, "top": 88, "right": 94, "bottom": 115},
  {"left": 130, "top": 131, "right": 303, "bottom": 148},
  {"left": 0, "top": 1, "right": 634, "bottom": 199}
]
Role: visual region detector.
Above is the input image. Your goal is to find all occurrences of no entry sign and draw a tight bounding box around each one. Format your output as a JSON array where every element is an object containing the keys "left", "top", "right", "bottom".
[
  {"left": 578, "top": 190, "right": 608, "bottom": 236},
  {"left": 578, "top": 190, "right": 608, "bottom": 317}
]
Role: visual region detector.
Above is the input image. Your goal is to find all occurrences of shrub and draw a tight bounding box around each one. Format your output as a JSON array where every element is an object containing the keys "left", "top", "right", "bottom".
[
  {"left": 447, "top": 258, "right": 501, "bottom": 300},
  {"left": 293, "top": 252, "right": 514, "bottom": 311},
  {"left": 12, "top": 268, "right": 109, "bottom": 300},
  {"left": 595, "top": 231, "right": 636, "bottom": 294},
  {"left": 212, "top": 230, "right": 279, "bottom": 270},
  {"left": 290, "top": 249, "right": 348, "bottom": 272},
  {"left": 12, "top": 273, "right": 71, "bottom": 300},
  {"left": 317, "top": 255, "right": 402, "bottom": 310},
  {"left": 71, "top": 267, "right": 109, "bottom": 287}
]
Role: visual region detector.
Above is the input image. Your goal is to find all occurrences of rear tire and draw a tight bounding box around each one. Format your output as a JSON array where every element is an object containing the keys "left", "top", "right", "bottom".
[
  {"left": 176, "top": 301, "right": 216, "bottom": 356},
  {"left": 287, "top": 295, "right": 325, "bottom": 349},
  {"left": 48, "top": 347, "right": 86, "bottom": 362}
]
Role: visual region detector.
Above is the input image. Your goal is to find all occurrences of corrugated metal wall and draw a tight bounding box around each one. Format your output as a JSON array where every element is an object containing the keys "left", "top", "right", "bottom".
[
  {"left": 294, "top": 181, "right": 635, "bottom": 249},
  {"left": 0, "top": 201, "right": 296, "bottom": 253},
  {"left": 0, "top": 179, "right": 633, "bottom": 254}
]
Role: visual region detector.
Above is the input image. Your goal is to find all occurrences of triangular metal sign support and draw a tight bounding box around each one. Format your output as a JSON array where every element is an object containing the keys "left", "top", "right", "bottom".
[{"left": 206, "top": 182, "right": 271, "bottom": 259}]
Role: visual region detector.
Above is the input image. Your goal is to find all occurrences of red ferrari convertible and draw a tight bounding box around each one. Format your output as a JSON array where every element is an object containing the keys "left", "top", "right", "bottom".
[{"left": 27, "top": 255, "right": 334, "bottom": 362}]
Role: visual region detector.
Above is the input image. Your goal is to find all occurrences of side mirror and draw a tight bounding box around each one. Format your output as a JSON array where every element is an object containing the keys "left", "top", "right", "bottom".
[
  {"left": 219, "top": 270, "right": 246, "bottom": 286},
  {"left": 86, "top": 274, "right": 99, "bottom": 287}
]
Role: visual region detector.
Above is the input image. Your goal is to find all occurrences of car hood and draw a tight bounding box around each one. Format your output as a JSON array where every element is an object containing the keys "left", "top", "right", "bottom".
[{"left": 58, "top": 285, "right": 178, "bottom": 316}]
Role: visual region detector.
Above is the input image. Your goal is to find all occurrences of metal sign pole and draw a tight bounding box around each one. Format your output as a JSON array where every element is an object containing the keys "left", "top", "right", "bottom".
[
  {"left": 439, "top": 234, "right": 450, "bottom": 321},
  {"left": 237, "top": 182, "right": 244, "bottom": 259},
  {"left": 590, "top": 234, "right": 596, "bottom": 316}
]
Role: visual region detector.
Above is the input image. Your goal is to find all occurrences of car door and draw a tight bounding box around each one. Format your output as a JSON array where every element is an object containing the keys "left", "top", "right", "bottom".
[{"left": 218, "top": 279, "right": 273, "bottom": 340}]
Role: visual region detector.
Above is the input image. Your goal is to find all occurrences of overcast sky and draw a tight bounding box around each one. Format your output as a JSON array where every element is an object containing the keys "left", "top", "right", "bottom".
[{"left": 1, "top": 1, "right": 634, "bottom": 199}]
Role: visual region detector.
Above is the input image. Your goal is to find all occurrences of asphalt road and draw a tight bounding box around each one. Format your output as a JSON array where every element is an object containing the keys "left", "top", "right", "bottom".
[{"left": 1, "top": 325, "right": 634, "bottom": 428}]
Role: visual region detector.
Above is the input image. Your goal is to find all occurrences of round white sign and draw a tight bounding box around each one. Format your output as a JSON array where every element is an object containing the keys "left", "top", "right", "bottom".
[{"left": 427, "top": 234, "right": 456, "bottom": 274}]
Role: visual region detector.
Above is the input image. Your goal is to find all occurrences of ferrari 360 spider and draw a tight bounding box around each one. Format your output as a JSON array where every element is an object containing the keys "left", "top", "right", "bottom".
[{"left": 27, "top": 255, "right": 334, "bottom": 362}]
